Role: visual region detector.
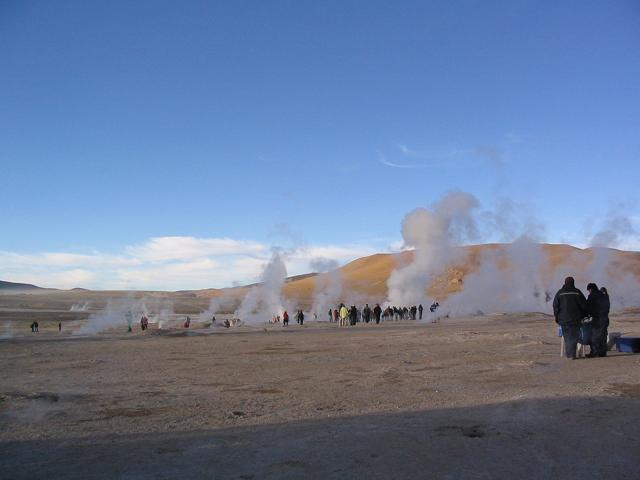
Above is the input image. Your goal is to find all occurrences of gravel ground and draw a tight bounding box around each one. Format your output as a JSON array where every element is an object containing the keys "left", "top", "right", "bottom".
[{"left": 1, "top": 311, "right": 639, "bottom": 479}]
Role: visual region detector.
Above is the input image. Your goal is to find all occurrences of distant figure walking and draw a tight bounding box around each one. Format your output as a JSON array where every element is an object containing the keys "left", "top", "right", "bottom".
[
  {"left": 373, "top": 304, "right": 382, "bottom": 324},
  {"left": 58, "top": 322, "right": 62, "bottom": 332},
  {"left": 184, "top": 316, "right": 191, "bottom": 328},
  {"left": 363, "top": 304, "right": 371, "bottom": 323},
  {"left": 418, "top": 304, "right": 423, "bottom": 320},
  {"left": 297, "top": 310, "right": 304, "bottom": 325},
  {"left": 349, "top": 305, "right": 357, "bottom": 326},
  {"left": 553, "top": 276, "right": 587, "bottom": 359},
  {"left": 283, "top": 310, "right": 289, "bottom": 326}
]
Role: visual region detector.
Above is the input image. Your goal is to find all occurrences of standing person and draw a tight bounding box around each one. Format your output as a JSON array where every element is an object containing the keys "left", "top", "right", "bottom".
[
  {"left": 328, "top": 309, "right": 333, "bottom": 323},
  {"left": 349, "top": 305, "right": 357, "bottom": 326},
  {"left": 418, "top": 304, "right": 423, "bottom": 320},
  {"left": 184, "top": 316, "right": 191, "bottom": 328},
  {"left": 283, "top": 311, "right": 289, "bottom": 326},
  {"left": 600, "top": 287, "right": 611, "bottom": 351},
  {"left": 587, "top": 283, "right": 609, "bottom": 357},
  {"left": 410, "top": 305, "right": 417, "bottom": 320},
  {"left": 553, "top": 276, "right": 587, "bottom": 360},
  {"left": 30, "top": 322, "right": 35, "bottom": 333},
  {"left": 333, "top": 308, "right": 339, "bottom": 324},
  {"left": 339, "top": 304, "right": 349, "bottom": 327},
  {"left": 297, "top": 310, "right": 304, "bottom": 326},
  {"left": 34, "top": 321, "right": 39, "bottom": 332},
  {"left": 58, "top": 322, "right": 62, "bottom": 333},
  {"left": 363, "top": 304, "right": 371, "bottom": 323},
  {"left": 373, "top": 304, "right": 382, "bottom": 324}
]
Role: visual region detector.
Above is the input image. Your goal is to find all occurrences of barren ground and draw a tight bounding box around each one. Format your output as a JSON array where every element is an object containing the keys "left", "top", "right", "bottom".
[{"left": 1, "top": 304, "right": 639, "bottom": 479}]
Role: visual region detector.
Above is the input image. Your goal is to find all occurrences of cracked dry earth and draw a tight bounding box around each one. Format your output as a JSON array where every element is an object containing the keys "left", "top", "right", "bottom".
[{"left": 1, "top": 312, "right": 640, "bottom": 479}]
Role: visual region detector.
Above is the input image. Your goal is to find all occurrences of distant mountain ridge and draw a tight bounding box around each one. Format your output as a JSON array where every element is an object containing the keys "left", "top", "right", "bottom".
[{"left": 0, "top": 280, "right": 49, "bottom": 291}]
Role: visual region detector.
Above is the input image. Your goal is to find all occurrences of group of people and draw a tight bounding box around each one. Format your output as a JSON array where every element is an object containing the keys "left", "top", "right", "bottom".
[
  {"left": 327, "top": 302, "right": 439, "bottom": 326},
  {"left": 271, "top": 310, "right": 305, "bottom": 326},
  {"left": 553, "top": 276, "right": 610, "bottom": 359},
  {"left": 29, "top": 321, "right": 63, "bottom": 333},
  {"left": 329, "top": 303, "right": 381, "bottom": 326},
  {"left": 331, "top": 304, "right": 381, "bottom": 326}
]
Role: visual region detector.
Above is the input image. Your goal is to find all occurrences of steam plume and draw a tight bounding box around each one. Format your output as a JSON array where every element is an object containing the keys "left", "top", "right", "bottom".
[
  {"left": 387, "top": 191, "right": 479, "bottom": 305},
  {"left": 234, "top": 249, "right": 288, "bottom": 324}
]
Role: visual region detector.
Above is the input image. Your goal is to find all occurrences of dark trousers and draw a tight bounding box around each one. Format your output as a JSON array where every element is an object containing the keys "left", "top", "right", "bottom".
[
  {"left": 591, "top": 321, "right": 609, "bottom": 357},
  {"left": 561, "top": 324, "right": 581, "bottom": 358}
]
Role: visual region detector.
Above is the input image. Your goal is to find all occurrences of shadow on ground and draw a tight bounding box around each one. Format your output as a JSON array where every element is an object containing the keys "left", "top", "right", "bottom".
[{"left": 1, "top": 395, "right": 639, "bottom": 479}]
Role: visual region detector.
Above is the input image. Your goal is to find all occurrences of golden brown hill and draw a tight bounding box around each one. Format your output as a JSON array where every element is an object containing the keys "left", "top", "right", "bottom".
[
  {"left": 189, "top": 243, "right": 640, "bottom": 309},
  {"left": 283, "top": 243, "right": 640, "bottom": 307}
]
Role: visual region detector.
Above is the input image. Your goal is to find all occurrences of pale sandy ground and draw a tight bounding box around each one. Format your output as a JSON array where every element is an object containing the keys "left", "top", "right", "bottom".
[{"left": 1, "top": 310, "right": 640, "bottom": 479}]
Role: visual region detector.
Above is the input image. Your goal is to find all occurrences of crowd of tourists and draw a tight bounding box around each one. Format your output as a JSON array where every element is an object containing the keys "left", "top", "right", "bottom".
[{"left": 321, "top": 301, "right": 440, "bottom": 326}]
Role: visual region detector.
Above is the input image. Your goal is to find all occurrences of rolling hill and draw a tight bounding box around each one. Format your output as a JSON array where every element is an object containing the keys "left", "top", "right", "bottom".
[
  {"left": 196, "top": 243, "right": 640, "bottom": 308},
  {"left": 0, "top": 280, "right": 49, "bottom": 292}
]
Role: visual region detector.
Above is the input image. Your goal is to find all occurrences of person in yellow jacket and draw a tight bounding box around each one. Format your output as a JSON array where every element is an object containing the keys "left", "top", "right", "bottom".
[{"left": 339, "top": 304, "right": 349, "bottom": 327}]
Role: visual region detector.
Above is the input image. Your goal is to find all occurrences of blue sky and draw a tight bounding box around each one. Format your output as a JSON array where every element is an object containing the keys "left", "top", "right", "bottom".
[{"left": 1, "top": 1, "right": 639, "bottom": 289}]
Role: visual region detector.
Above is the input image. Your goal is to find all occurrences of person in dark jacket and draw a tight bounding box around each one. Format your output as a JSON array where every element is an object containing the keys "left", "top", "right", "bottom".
[
  {"left": 349, "top": 305, "right": 357, "bottom": 326},
  {"left": 362, "top": 304, "right": 371, "bottom": 323},
  {"left": 373, "top": 304, "right": 382, "bottom": 324},
  {"left": 418, "top": 304, "right": 424, "bottom": 320},
  {"left": 586, "top": 283, "right": 609, "bottom": 357},
  {"left": 553, "top": 276, "right": 587, "bottom": 359}
]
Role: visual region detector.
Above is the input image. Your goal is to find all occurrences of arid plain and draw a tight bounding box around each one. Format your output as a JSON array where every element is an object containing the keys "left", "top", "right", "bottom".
[{"left": 1, "top": 300, "right": 640, "bottom": 478}]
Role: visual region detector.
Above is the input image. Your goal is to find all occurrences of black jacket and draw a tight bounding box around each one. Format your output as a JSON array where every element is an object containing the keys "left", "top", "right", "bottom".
[
  {"left": 600, "top": 293, "right": 610, "bottom": 316},
  {"left": 587, "top": 290, "right": 610, "bottom": 325},
  {"left": 552, "top": 285, "right": 587, "bottom": 325}
]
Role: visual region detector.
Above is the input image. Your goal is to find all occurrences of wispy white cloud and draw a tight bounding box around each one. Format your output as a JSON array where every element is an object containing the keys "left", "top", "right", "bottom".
[
  {"left": 0, "top": 236, "right": 380, "bottom": 291},
  {"left": 125, "top": 236, "right": 266, "bottom": 262},
  {"left": 5, "top": 269, "right": 97, "bottom": 290},
  {"left": 379, "top": 157, "right": 430, "bottom": 169},
  {"left": 378, "top": 146, "right": 471, "bottom": 169},
  {"left": 382, "top": 135, "right": 524, "bottom": 170}
]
